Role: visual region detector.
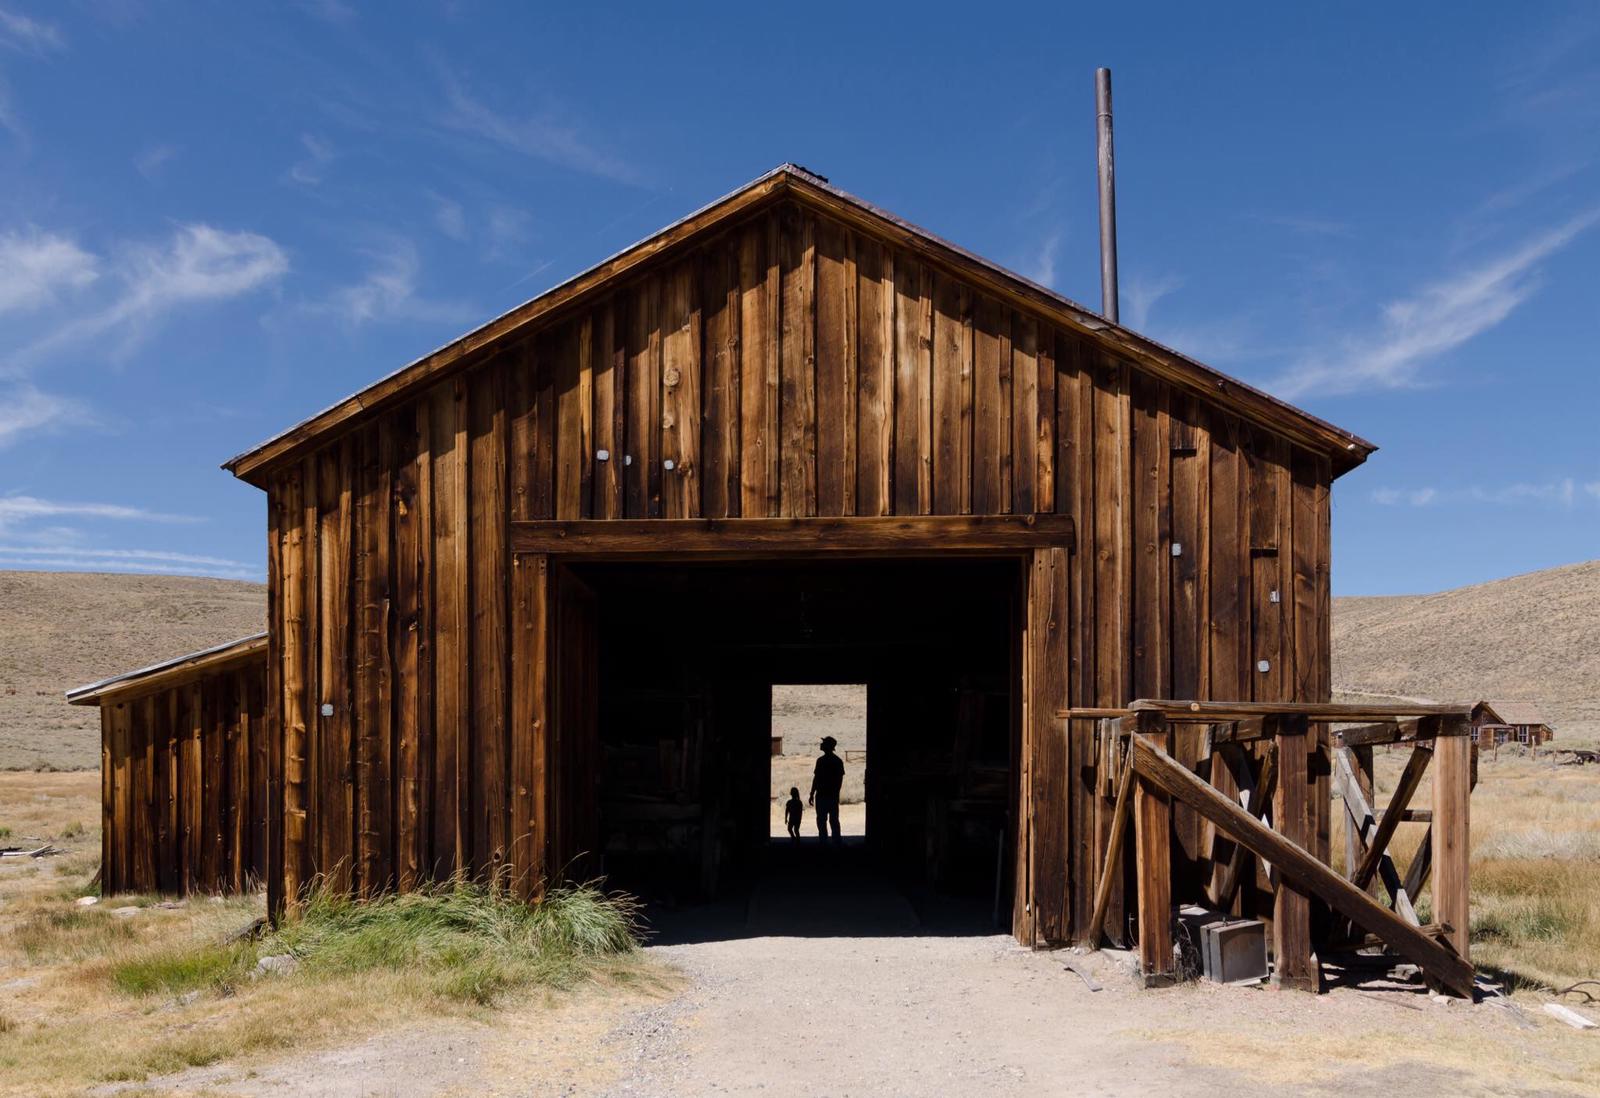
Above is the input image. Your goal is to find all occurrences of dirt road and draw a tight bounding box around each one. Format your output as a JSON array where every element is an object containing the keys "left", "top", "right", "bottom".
[{"left": 134, "top": 932, "right": 1600, "bottom": 1098}]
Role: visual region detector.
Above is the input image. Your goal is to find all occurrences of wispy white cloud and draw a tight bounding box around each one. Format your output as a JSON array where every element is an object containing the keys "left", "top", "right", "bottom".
[
  {"left": 1023, "top": 231, "right": 1061, "bottom": 289},
  {"left": 135, "top": 142, "right": 177, "bottom": 181},
  {"left": 1370, "top": 487, "right": 1439, "bottom": 507},
  {"left": 0, "top": 383, "right": 90, "bottom": 446},
  {"left": 1270, "top": 208, "right": 1600, "bottom": 399},
  {"left": 286, "top": 133, "right": 336, "bottom": 186},
  {"left": 1371, "top": 478, "right": 1600, "bottom": 508},
  {"left": 0, "top": 494, "right": 197, "bottom": 530},
  {"left": 315, "top": 236, "right": 474, "bottom": 326},
  {"left": 429, "top": 191, "right": 468, "bottom": 241},
  {"left": 0, "top": 7, "right": 64, "bottom": 53},
  {"left": 12, "top": 223, "right": 288, "bottom": 365},
  {"left": 0, "top": 229, "right": 98, "bottom": 313},
  {"left": 0, "top": 544, "right": 249, "bottom": 568},
  {"left": 0, "top": 550, "right": 257, "bottom": 580},
  {"left": 436, "top": 70, "right": 639, "bottom": 184},
  {"left": 1258, "top": 213, "right": 1350, "bottom": 238},
  {"left": 1123, "top": 273, "right": 1184, "bottom": 331}
]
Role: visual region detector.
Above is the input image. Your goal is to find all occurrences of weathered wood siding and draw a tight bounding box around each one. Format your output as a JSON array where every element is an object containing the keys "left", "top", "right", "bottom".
[
  {"left": 98, "top": 657, "right": 269, "bottom": 895},
  {"left": 263, "top": 198, "right": 1334, "bottom": 941}
]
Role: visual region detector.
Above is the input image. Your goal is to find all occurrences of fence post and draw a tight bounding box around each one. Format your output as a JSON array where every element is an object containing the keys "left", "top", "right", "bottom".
[
  {"left": 1134, "top": 710, "right": 1176, "bottom": 986},
  {"left": 1272, "top": 713, "right": 1316, "bottom": 991},
  {"left": 1433, "top": 719, "right": 1472, "bottom": 963}
]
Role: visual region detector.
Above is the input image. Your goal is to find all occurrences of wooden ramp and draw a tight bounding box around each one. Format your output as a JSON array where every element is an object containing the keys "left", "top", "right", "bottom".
[{"left": 1069, "top": 700, "right": 1477, "bottom": 999}]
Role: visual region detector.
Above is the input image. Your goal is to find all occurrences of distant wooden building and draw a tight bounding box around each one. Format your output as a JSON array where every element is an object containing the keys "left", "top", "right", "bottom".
[
  {"left": 79, "top": 166, "right": 1453, "bottom": 986},
  {"left": 67, "top": 634, "right": 269, "bottom": 895},
  {"left": 1474, "top": 700, "right": 1554, "bottom": 748}
]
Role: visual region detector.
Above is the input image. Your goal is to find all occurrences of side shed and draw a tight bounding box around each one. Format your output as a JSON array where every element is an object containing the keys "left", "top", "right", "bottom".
[{"left": 67, "top": 634, "right": 270, "bottom": 895}]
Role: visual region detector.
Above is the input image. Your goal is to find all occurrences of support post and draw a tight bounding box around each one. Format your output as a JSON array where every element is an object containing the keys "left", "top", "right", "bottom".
[
  {"left": 1433, "top": 722, "right": 1471, "bottom": 964},
  {"left": 1344, "top": 743, "right": 1375, "bottom": 892},
  {"left": 1133, "top": 712, "right": 1175, "bottom": 986},
  {"left": 1272, "top": 714, "right": 1316, "bottom": 991}
]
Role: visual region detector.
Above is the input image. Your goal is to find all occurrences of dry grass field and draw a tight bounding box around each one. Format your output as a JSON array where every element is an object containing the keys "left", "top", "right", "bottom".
[{"left": 0, "top": 771, "right": 658, "bottom": 1098}]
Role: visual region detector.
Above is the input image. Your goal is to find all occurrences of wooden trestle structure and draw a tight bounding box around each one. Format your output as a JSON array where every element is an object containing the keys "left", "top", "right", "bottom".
[{"left": 1070, "top": 699, "right": 1477, "bottom": 997}]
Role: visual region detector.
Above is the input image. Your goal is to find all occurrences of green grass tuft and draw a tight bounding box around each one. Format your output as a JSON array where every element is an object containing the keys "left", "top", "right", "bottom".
[
  {"left": 111, "top": 942, "right": 257, "bottom": 997},
  {"left": 260, "top": 877, "right": 642, "bottom": 1004}
]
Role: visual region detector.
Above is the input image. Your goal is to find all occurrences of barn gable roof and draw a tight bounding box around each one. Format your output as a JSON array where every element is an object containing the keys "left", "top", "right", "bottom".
[{"left": 224, "top": 164, "right": 1376, "bottom": 486}]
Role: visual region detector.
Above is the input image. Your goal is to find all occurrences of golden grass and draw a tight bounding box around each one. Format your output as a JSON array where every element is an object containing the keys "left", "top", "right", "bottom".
[{"left": 0, "top": 772, "right": 664, "bottom": 1098}]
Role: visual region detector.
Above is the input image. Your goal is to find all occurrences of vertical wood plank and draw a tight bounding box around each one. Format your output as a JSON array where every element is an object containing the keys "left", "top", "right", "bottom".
[
  {"left": 814, "top": 218, "right": 855, "bottom": 516},
  {"left": 971, "top": 294, "right": 1007, "bottom": 515},
  {"left": 471, "top": 367, "right": 508, "bottom": 876},
  {"left": 280, "top": 466, "right": 309, "bottom": 906},
  {"left": 1091, "top": 354, "right": 1130, "bottom": 942},
  {"left": 893, "top": 255, "right": 932, "bottom": 515},
  {"left": 431, "top": 380, "right": 469, "bottom": 878},
  {"left": 510, "top": 553, "right": 550, "bottom": 900},
  {"left": 1028, "top": 546, "right": 1071, "bottom": 942},
  {"left": 700, "top": 237, "right": 741, "bottom": 518},
  {"left": 739, "top": 214, "right": 780, "bottom": 517},
  {"left": 555, "top": 320, "right": 588, "bottom": 520},
  {"left": 1433, "top": 728, "right": 1471, "bottom": 964},
  {"left": 854, "top": 238, "right": 893, "bottom": 515},
  {"left": 624, "top": 281, "right": 661, "bottom": 518},
  {"left": 266, "top": 482, "right": 286, "bottom": 913},
  {"left": 317, "top": 442, "right": 355, "bottom": 893},
  {"left": 1135, "top": 720, "right": 1175, "bottom": 984},
  {"left": 590, "top": 309, "right": 625, "bottom": 520},
  {"left": 1272, "top": 715, "right": 1316, "bottom": 991},
  {"left": 931, "top": 273, "right": 972, "bottom": 514},
  {"left": 1010, "top": 312, "right": 1038, "bottom": 514},
  {"left": 661, "top": 260, "right": 701, "bottom": 518},
  {"left": 778, "top": 205, "right": 817, "bottom": 516},
  {"left": 392, "top": 404, "right": 429, "bottom": 890}
]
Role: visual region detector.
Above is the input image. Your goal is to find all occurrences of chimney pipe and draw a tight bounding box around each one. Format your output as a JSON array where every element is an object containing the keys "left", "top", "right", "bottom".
[{"left": 1095, "top": 67, "right": 1119, "bottom": 324}]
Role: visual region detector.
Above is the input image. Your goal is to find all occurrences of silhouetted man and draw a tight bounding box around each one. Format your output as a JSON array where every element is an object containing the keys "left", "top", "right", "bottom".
[{"left": 809, "top": 735, "right": 845, "bottom": 842}]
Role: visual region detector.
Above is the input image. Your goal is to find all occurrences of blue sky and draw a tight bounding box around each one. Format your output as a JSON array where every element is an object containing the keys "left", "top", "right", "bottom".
[{"left": 0, "top": 2, "right": 1595, "bottom": 595}]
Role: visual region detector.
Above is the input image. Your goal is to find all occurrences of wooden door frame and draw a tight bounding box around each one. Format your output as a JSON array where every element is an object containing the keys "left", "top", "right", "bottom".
[{"left": 508, "top": 513, "right": 1075, "bottom": 936}]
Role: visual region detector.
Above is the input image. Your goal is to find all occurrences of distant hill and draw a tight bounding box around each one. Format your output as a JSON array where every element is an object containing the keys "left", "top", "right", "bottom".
[
  {"left": 1333, "top": 559, "right": 1600, "bottom": 748},
  {"left": 3, "top": 560, "right": 1595, "bottom": 769},
  {"left": 0, "top": 572, "right": 265, "bottom": 769}
]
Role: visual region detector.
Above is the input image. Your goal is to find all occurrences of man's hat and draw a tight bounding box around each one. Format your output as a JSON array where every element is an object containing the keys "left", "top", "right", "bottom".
[{"left": 820, "top": 736, "right": 838, "bottom": 749}]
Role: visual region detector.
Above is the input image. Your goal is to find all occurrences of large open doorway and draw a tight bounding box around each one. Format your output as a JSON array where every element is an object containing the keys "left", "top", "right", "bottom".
[{"left": 562, "top": 556, "right": 1022, "bottom": 939}]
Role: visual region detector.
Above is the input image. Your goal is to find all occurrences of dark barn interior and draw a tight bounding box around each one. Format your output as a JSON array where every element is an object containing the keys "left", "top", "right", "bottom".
[{"left": 565, "top": 557, "right": 1020, "bottom": 934}]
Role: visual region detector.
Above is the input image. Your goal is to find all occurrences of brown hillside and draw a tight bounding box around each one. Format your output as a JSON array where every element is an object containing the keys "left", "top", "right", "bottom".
[
  {"left": 1332, "top": 559, "right": 1600, "bottom": 747},
  {"left": 0, "top": 571, "right": 265, "bottom": 770}
]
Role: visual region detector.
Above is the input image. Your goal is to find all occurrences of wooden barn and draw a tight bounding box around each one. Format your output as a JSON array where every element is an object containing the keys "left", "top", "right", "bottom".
[{"left": 72, "top": 166, "right": 1482, "bottom": 996}]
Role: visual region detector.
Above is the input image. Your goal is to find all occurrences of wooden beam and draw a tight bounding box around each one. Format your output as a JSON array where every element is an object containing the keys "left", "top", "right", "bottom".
[
  {"left": 1212, "top": 742, "right": 1277, "bottom": 912},
  {"left": 1087, "top": 742, "right": 1135, "bottom": 947},
  {"left": 1331, "top": 747, "right": 1420, "bottom": 926},
  {"left": 1350, "top": 743, "right": 1432, "bottom": 893},
  {"left": 1128, "top": 699, "right": 1472, "bottom": 723},
  {"left": 511, "top": 514, "right": 1075, "bottom": 555},
  {"left": 1434, "top": 729, "right": 1472, "bottom": 962},
  {"left": 1334, "top": 717, "right": 1472, "bottom": 749},
  {"left": 1127, "top": 733, "right": 1475, "bottom": 998},
  {"left": 1134, "top": 721, "right": 1176, "bottom": 986},
  {"left": 1272, "top": 714, "right": 1315, "bottom": 992}
]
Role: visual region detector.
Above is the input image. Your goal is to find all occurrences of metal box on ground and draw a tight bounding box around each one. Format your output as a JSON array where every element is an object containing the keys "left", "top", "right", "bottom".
[{"left": 1201, "top": 918, "right": 1268, "bottom": 985}]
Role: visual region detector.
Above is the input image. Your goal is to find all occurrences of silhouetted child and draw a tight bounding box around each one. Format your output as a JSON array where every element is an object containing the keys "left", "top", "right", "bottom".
[{"left": 784, "top": 787, "right": 803, "bottom": 841}]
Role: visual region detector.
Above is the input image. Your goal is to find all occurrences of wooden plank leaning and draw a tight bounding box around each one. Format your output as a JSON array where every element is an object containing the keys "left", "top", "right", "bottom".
[{"left": 1127, "top": 733, "right": 1475, "bottom": 998}]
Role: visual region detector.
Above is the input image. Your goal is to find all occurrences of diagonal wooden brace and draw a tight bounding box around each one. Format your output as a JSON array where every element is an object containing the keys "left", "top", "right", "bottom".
[{"left": 1128, "top": 733, "right": 1475, "bottom": 998}]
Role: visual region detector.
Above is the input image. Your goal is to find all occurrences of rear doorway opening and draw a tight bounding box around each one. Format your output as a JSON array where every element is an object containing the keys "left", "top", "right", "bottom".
[
  {"left": 566, "top": 556, "right": 1021, "bottom": 941},
  {"left": 769, "top": 684, "right": 867, "bottom": 846}
]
